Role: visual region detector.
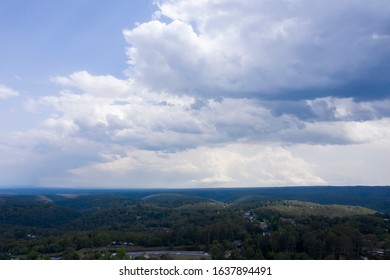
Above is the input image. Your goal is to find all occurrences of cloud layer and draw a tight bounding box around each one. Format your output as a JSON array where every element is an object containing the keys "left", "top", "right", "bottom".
[
  {"left": 1, "top": 0, "right": 390, "bottom": 187},
  {"left": 125, "top": 0, "right": 390, "bottom": 99}
]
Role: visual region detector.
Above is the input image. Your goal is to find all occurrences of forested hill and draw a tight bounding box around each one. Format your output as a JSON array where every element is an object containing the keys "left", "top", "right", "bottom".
[
  {"left": 1, "top": 186, "right": 390, "bottom": 213},
  {"left": 1, "top": 193, "right": 389, "bottom": 260}
]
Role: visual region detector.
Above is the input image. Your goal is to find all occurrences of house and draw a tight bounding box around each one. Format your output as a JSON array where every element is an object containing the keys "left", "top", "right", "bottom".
[{"left": 231, "top": 240, "right": 243, "bottom": 249}]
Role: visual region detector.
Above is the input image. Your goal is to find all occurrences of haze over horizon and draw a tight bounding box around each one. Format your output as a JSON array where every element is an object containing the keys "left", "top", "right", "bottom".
[{"left": 1, "top": 0, "right": 390, "bottom": 188}]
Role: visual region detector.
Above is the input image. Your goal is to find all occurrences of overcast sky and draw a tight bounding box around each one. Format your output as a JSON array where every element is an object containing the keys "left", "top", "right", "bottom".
[{"left": 1, "top": 0, "right": 390, "bottom": 188}]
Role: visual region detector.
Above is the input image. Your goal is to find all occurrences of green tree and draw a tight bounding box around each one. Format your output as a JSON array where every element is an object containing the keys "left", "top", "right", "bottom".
[
  {"left": 210, "top": 241, "right": 225, "bottom": 259},
  {"left": 115, "top": 246, "right": 130, "bottom": 260},
  {"left": 62, "top": 248, "right": 80, "bottom": 260},
  {"left": 27, "top": 251, "right": 39, "bottom": 260}
]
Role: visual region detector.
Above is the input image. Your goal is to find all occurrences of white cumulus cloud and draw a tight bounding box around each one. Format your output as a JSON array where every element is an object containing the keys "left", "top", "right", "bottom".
[
  {"left": 64, "top": 143, "right": 325, "bottom": 188},
  {"left": 0, "top": 84, "right": 19, "bottom": 100},
  {"left": 124, "top": 0, "right": 390, "bottom": 98}
]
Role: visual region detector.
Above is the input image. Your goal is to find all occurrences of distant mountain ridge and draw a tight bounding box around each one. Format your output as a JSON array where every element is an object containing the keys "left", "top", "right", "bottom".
[
  {"left": 1, "top": 186, "right": 390, "bottom": 213},
  {"left": 142, "top": 193, "right": 220, "bottom": 208}
]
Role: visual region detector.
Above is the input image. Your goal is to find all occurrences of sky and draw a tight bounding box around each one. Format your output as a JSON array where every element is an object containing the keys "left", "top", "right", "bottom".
[{"left": 1, "top": 0, "right": 390, "bottom": 188}]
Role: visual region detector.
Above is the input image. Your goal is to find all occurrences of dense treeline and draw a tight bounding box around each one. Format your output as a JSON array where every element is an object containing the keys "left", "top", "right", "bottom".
[{"left": 0, "top": 194, "right": 389, "bottom": 260}]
